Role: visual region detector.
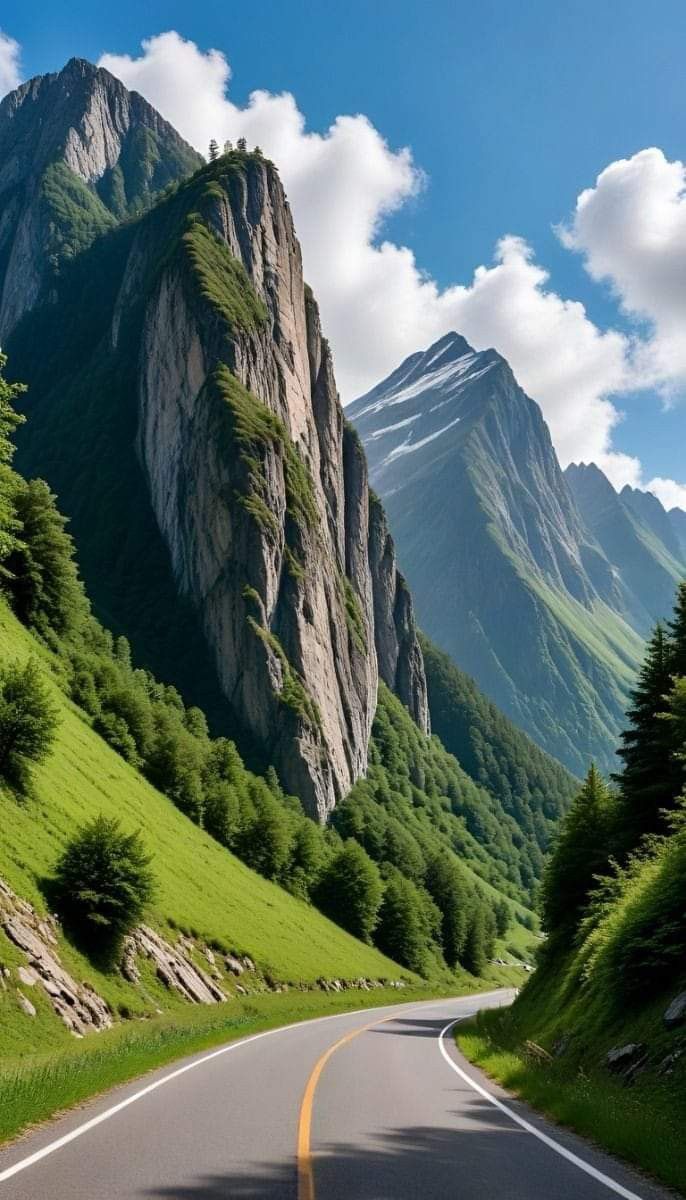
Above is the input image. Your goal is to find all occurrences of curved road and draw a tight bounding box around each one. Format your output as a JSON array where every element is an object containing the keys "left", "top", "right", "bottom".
[{"left": 0, "top": 990, "right": 672, "bottom": 1199}]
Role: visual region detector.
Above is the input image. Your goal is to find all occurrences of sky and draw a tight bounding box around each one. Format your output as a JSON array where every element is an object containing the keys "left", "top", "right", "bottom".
[{"left": 1, "top": 1, "right": 685, "bottom": 506}]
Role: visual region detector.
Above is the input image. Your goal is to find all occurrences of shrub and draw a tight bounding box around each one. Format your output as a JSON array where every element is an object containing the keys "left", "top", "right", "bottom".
[
  {"left": 0, "top": 658, "right": 59, "bottom": 790},
  {"left": 53, "top": 815, "right": 155, "bottom": 949}
]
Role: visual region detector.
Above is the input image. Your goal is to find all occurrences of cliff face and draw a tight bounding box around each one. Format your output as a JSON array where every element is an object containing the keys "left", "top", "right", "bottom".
[
  {"left": 10, "top": 134, "right": 428, "bottom": 820},
  {"left": 0, "top": 58, "right": 201, "bottom": 340}
]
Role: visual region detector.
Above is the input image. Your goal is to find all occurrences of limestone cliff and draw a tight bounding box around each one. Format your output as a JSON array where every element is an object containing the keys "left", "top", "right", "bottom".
[{"left": 10, "top": 139, "right": 428, "bottom": 820}]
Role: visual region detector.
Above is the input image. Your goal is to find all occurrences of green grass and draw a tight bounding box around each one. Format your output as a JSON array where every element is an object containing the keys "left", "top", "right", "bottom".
[
  {"left": 0, "top": 601, "right": 408, "bottom": 1020},
  {"left": 183, "top": 217, "right": 268, "bottom": 334},
  {"left": 459, "top": 1007, "right": 686, "bottom": 1195}
]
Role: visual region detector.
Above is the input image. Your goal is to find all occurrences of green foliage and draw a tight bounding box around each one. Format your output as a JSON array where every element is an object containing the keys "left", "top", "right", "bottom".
[
  {"left": 182, "top": 220, "right": 268, "bottom": 334},
  {"left": 541, "top": 764, "right": 616, "bottom": 934},
  {"left": 0, "top": 352, "right": 26, "bottom": 566},
  {"left": 0, "top": 658, "right": 59, "bottom": 790},
  {"left": 374, "top": 869, "right": 438, "bottom": 974},
  {"left": 53, "top": 816, "right": 154, "bottom": 949},
  {"left": 425, "top": 853, "right": 469, "bottom": 967},
  {"left": 462, "top": 906, "right": 488, "bottom": 977},
  {"left": 421, "top": 636, "right": 577, "bottom": 892},
  {"left": 5, "top": 479, "right": 84, "bottom": 635},
  {"left": 316, "top": 840, "right": 383, "bottom": 942},
  {"left": 247, "top": 617, "right": 322, "bottom": 730},
  {"left": 340, "top": 573, "right": 367, "bottom": 652},
  {"left": 41, "top": 162, "right": 116, "bottom": 266}
]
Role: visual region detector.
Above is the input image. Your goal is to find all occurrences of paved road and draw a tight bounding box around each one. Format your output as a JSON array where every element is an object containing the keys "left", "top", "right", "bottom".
[{"left": 0, "top": 989, "right": 674, "bottom": 1199}]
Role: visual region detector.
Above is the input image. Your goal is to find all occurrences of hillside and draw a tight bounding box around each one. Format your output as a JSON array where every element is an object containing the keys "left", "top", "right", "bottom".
[
  {"left": 460, "top": 583, "right": 686, "bottom": 1194},
  {"left": 349, "top": 332, "right": 645, "bottom": 775}
]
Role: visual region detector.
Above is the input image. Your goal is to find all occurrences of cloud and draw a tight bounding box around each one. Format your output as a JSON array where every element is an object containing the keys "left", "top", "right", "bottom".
[
  {"left": 0, "top": 30, "right": 20, "bottom": 97},
  {"left": 99, "top": 34, "right": 683, "bottom": 501},
  {"left": 645, "top": 477, "right": 686, "bottom": 513},
  {"left": 559, "top": 148, "right": 686, "bottom": 397}
]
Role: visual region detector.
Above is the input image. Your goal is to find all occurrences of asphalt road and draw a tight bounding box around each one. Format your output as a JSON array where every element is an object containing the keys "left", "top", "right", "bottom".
[{"left": 0, "top": 989, "right": 674, "bottom": 1199}]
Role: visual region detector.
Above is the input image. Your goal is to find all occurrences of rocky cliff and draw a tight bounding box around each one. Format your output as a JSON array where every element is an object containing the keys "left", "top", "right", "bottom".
[
  {"left": 0, "top": 57, "right": 201, "bottom": 340},
  {"left": 8, "top": 117, "right": 428, "bottom": 819}
]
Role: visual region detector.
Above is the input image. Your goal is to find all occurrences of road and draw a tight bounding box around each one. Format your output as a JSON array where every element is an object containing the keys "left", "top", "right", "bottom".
[{"left": 0, "top": 989, "right": 673, "bottom": 1199}]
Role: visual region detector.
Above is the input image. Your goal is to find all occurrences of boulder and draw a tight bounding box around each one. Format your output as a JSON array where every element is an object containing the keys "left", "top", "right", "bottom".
[
  {"left": 605, "top": 1043, "right": 647, "bottom": 1073},
  {"left": 663, "top": 992, "right": 686, "bottom": 1029},
  {"left": 16, "top": 990, "right": 36, "bottom": 1017}
]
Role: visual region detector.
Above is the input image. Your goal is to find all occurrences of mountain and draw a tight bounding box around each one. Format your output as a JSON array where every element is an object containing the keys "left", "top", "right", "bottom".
[
  {"left": 0, "top": 57, "right": 201, "bottom": 342},
  {"left": 349, "top": 332, "right": 645, "bottom": 775},
  {"left": 670, "top": 506, "right": 686, "bottom": 559},
  {"left": 565, "top": 462, "right": 685, "bottom": 634},
  {"left": 4, "top": 71, "right": 428, "bottom": 822}
]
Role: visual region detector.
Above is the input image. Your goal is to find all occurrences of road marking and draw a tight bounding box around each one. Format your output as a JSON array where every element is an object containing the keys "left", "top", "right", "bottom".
[
  {"left": 439, "top": 1019, "right": 646, "bottom": 1200},
  {"left": 0, "top": 993, "right": 499, "bottom": 1186},
  {"left": 296, "top": 1011, "right": 402, "bottom": 1200}
]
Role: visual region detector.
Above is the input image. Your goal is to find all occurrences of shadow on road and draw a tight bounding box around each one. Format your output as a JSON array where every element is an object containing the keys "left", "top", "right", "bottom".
[{"left": 140, "top": 1094, "right": 638, "bottom": 1200}]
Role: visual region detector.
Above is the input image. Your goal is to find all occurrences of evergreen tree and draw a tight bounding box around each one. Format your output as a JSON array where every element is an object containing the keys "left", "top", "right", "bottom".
[
  {"left": 208, "top": 138, "right": 219, "bottom": 161},
  {"left": 374, "top": 872, "right": 432, "bottom": 974},
  {"left": 0, "top": 352, "right": 25, "bottom": 567},
  {"left": 462, "top": 905, "right": 488, "bottom": 976},
  {"left": 0, "top": 658, "right": 59, "bottom": 790},
  {"left": 5, "top": 478, "right": 84, "bottom": 634},
  {"left": 425, "top": 853, "right": 468, "bottom": 967},
  {"left": 237, "top": 136, "right": 247, "bottom": 151},
  {"left": 542, "top": 764, "right": 615, "bottom": 933},
  {"left": 315, "top": 839, "right": 382, "bottom": 942},
  {"left": 668, "top": 581, "right": 686, "bottom": 680},
  {"left": 614, "top": 623, "right": 683, "bottom": 850}
]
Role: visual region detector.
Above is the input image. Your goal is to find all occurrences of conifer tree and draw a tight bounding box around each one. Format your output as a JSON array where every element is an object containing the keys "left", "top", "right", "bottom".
[
  {"left": 0, "top": 352, "right": 25, "bottom": 566},
  {"left": 668, "top": 581, "right": 686, "bottom": 680},
  {"left": 425, "top": 853, "right": 468, "bottom": 967},
  {"left": 208, "top": 138, "right": 219, "bottom": 161},
  {"left": 542, "top": 764, "right": 614, "bottom": 933},
  {"left": 614, "top": 622, "right": 683, "bottom": 850}
]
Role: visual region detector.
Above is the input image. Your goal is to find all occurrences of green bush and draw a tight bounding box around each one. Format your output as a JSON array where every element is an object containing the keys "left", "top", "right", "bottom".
[
  {"left": 0, "top": 658, "right": 59, "bottom": 790},
  {"left": 53, "top": 815, "right": 155, "bottom": 949}
]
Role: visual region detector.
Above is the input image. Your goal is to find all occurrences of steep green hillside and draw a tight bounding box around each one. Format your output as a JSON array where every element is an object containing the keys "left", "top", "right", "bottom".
[
  {"left": 0, "top": 600, "right": 403, "bottom": 1009},
  {"left": 460, "top": 585, "right": 686, "bottom": 1194}
]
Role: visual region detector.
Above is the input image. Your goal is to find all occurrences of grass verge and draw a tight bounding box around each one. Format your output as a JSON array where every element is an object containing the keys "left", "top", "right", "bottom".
[
  {"left": 458, "top": 1005, "right": 686, "bottom": 1196},
  {"left": 1, "top": 981, "right": 498, "bottom": 1147}
]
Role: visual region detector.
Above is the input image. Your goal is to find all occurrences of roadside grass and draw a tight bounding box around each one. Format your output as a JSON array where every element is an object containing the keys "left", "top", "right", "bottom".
[
  {"left": 458, "top": 1004, "right": 686, "bottom": 1196},
  {"left": 0, "top": 979, "right": 515, "bottom": 1147}
]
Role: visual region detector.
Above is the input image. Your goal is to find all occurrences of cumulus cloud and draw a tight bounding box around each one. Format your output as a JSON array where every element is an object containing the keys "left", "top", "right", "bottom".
[
  {"left": 645, "top": 477, "right": 686, "bottom": 512},
  {"left": 559, "top": 148, "right": 686, "bottom": 397},
  {"left": 0, "top": 30, "right": 20, "bottom": 97},
  {"left": 98, "top": 33, "right": 684, "bottom": 503}
]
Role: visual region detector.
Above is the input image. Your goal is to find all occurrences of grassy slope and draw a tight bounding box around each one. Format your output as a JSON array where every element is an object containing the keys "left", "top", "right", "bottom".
[
  {"left": 0, "top": 601, "right": 405, "bottom": 1015},
  {"left": 459, "top": 957, "right": 686, "bottom": 1193}
]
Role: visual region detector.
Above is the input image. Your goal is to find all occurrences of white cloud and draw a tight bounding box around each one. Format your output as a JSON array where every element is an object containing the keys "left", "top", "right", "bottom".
[
  {"left": 645, "top": 477, "right": 686, "bottom": 513},
  {"left": 0, "top": 30, "right": 20, "bottom": 97},
  {"left": 99, "top": 34, "right": 684, "bottom": 503},
  {"left": 559, "top": 148, "right": 686, "bottom": 397}
]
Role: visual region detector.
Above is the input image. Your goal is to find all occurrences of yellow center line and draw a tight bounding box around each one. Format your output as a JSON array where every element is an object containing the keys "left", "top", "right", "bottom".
[{"left": 296, "top": 1011, "right": 400, "bottom": 1200}]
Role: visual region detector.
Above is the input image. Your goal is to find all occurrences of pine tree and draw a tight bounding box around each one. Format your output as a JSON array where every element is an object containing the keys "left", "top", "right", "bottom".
[
  {"left": 374, "top": 873, "right": 430, "bottom": 974},
  {"left": 668, "top": 581, "right": 686, "bottom": 680},
  {"left": 5, "top": 478, "right": 84, "bottom": 634},
  {"left": 208, "top": 138, "right": 219, "bottom": 161},
  {"left": 0, "top": 352, "right": 25, "bottom": 567},
  {"left": 237, "top": 136, "right": 247, "bottom": 152},
  {"left": 425, "top": 853, "right": 468, "bottom": 967},
  {"left": 462, "top": 906, "right": 488, "bottom": 976},
  {"left": 542, "top": 764, "right": 615, "bottom": 933},
  {"left": 614, "top": 623, "right": 683, "bottom": 850}
]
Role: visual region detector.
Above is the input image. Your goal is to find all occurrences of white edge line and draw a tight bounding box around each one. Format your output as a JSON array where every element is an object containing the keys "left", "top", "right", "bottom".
[
  {"left": 439, "top": 1018, "right": 645, "bottom": 1200},
  {"left": 0, "top": 989, "right": 505, "bottom": 1184}
]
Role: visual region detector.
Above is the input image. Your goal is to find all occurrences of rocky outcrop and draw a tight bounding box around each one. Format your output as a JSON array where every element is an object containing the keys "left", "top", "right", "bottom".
[
  {"left": 122, "top": 926, "right": 226, "bottom": 1004},
  {"left": 0, "top": 877, "right": 111, "bottom": 1036},
  {"left": 7, "top": 69, "right": 429, "bottom": 820},
  {"left": 0, "top": 58, "right": 200, "bottom": 339}
]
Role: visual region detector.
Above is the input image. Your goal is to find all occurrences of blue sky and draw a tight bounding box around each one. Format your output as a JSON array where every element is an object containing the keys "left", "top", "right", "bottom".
[{"left": 2, "top": 1, "right": 685, "bottom": 500}]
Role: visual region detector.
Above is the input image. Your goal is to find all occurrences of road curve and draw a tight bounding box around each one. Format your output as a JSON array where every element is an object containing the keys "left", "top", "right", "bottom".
[{"left": 0, "top": 990, "right": 673, "bottom": 1199}]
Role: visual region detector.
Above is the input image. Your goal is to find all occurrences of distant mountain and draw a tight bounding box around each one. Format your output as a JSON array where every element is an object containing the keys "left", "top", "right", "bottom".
[
  {"left": 565, "top": 463, "right": 685, "bottom": 634},
  {"left": 0, "top": 57, "right": 201, "bottom": 339},
  {"left": 349, "top": 332, "right": 646, "bottom": 776},
  {"left": 670, "top": 507, "right": 686, "bottom": 559}
]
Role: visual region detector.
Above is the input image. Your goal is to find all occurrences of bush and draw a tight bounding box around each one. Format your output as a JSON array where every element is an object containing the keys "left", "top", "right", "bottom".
[
  {"left": 53, "top": 815, "right": 155, "bottom": 950},
  {"left": 0, "top": 658, "right": 59, "bottom": 790}
]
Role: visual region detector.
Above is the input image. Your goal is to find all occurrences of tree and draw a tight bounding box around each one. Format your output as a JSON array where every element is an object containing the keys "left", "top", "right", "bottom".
[
  {"left": 208, "top": 138, "right": 219, "bottom": 161},
  {"left": 223, "top": 140, "right": 233, "bottom": 154},
  {"left": 0, "top": 352, "right": 25, "bottom": 567},
  {"left": 53, "top": 816, "right": 154, "bottom": 949},
  {"left": 541, "top": 764, "right": 615, "bottom": 933},
  {"left": 315, "top": 839, "right": 382, "bottom": 942},
  {"left": 614, "top": 624, "right": 683, "bottom": 851},
  {"left": 237, "top": 136, "right": 247, "bottom": 151},
  {"left": 668, "top": 581, "right": 686, "bottom": 680},
  {"left": 375, "top": 872, "right": 432, "bottom": 974},
  {"left": 0, "top": 658, "right": 59, "bottom": 789},
  {"left": 282, "top": 818, "right": 326, "bottom": 898},
  {"left": 236, "top": 781, "right": 293, "bottom": 880},
  {"left": 494, "top": 897, "right": 511, "bottom": 937},
  {"left": 462, "top": 905, "right": 488, "bottom": 976},
  {"left": 425, "top": 853, "right": 468, "bottom": 968}
]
